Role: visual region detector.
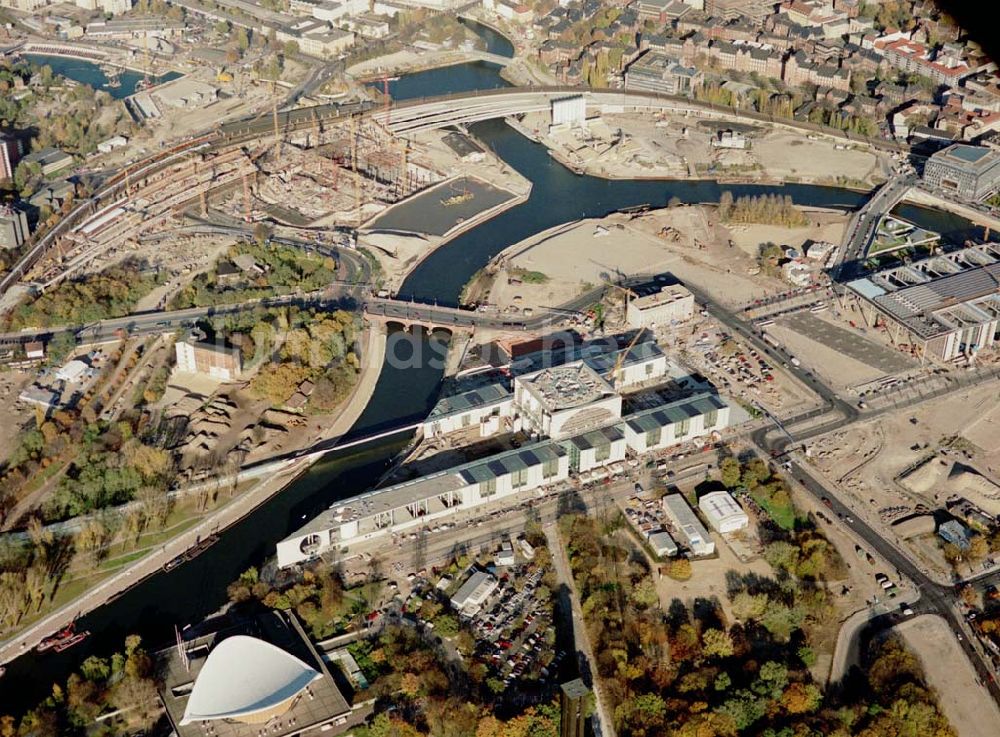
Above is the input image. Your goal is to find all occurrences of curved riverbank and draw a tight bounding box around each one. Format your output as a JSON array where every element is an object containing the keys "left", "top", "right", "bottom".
[{"left": 0, "top": 59, "right": 985, "bottom": 714}]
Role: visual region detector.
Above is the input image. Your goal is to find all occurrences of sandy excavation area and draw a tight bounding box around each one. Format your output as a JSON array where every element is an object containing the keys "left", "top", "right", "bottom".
[
  {"left": 725, "top": 211, "right": 847, "bottom": 260},
  {"left": 805, "top": 385, "right": 1000, "bottom": 579},
  {"left": 517, "top": 109, "right": 890, "bottom": 185},
  {"left": 896, "top": 615, "right": 1000, "bottom": 737},
  {"left": 753, "top": 130, "right": 883, "bottom": 184},
  {"left": 486, "top": 205, "right": 793, "bottom": 313}
]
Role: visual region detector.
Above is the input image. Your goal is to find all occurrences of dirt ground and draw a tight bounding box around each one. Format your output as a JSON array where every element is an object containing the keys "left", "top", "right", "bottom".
[
  {"left": 656, "top": 536, "right": 774, "bottom": 623},
  {"left": 805, "top": 385, "right": 1000, "bottom": 580},
  {"left": 487, "top": 206, "right": 791, "bottom": 315},
  {"left": 896, "top": 615, "right": 1000, "bottom": 737},
  {"left": 753, "top": 131, "right": 882, "bottom": 184},
  {"left": 725, "top": 213, "right": 847, "bottom": 260},
  {"left": 0, "top": 370, "right": 37, "bottom": 463},
  {"left": 516, "top": 111, "right": 889, "bottom": 185},
  {"left": 133, "top": 236, "right": 234, "bottom": 312}
]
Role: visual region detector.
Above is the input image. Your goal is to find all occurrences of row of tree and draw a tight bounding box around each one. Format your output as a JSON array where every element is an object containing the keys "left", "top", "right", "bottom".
[
  {"left": 718, "top": 192, "right": 809, "bottom": 228},
  {"left": 5, "top": 259, "right": 163, "bottom": 330}
]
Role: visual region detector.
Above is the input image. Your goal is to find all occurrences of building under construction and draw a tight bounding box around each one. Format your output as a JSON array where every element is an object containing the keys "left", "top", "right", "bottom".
[
  {"left": 846, "top": 242, "right": 1000, "bottom": 362},
  {"left": 30, "top": 109, "right": 446, "bottom": 286}
]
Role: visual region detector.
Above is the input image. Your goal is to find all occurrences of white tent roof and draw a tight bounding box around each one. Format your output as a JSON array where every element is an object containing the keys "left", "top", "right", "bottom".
[{"left": 180, "top": 635, "right": 321, "bottom": 724}]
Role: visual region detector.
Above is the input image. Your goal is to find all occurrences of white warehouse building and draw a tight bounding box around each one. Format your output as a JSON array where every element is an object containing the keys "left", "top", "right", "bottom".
[
  {"left": 698, "top": 491, "right": 749, "bottom": 533},
  {"left": 450, "top": 570, "right": 498, "bottom": 615},
  {"left": 623, "top": 393, "right": 730, "bottom": 454},
  {"left": 662, "top": 494, "right": 716, "bottom": 556}
]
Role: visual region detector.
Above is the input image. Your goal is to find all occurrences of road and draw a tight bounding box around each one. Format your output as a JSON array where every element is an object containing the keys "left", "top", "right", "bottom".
[{"left": 833, "top": 173, "right": 915, "bottom": 283}]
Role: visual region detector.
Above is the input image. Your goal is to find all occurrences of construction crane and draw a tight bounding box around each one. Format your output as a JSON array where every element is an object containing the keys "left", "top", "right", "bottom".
[
  {"left": 611, "top": 329, "right": 645, "bottom": 388},
  {"left": 603, "top": 280, "right": 637, "bottom": 310}
]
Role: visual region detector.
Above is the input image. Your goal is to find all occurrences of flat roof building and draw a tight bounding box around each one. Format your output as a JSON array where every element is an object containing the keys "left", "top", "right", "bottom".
[
  {"left": 277, "top": 439, "right": 570, "bottom": 566},
  {"left": 662, "top": 494, "right": 715, "bottom": 556},
  {"left": 698, "top": 490, "right": 749, "bottom": 533},
  {"left": 623, "top": 392, "right": 729, "bottom": 454},
  {"left": 55, "top": 359, "right": 89, "bottom": 383},
  {"left": 0, "top": 205, "right": 29, "bottom": 250},
  {"left": 648, "top": 529, "right": 679, "bottom": 557},
  {"left": 514, "top": 361, "right": 621, "bottom": 439},
  {"left": 846, "top": 242, "right": 1000, "bottom": 362},
  {"left": 450, "top": 569, "right": 498, "bottom": 615},
  {"left": 625, "top": 53, "right": 703, "bottom": 96},
  {"left": 923, "top": 144, "right": 1000, "bottom": 201},
  {"left": 626, "top": 285, "right": 695, "bottom": 328},
  {"left": 583, "top": 340, "right": 670, "bottom": 390},
  {"left": 561, "top": 425, "right": 627, "bottom": 473},
  {"left": 176, "top": 334, "right": 242, "bottom": 381},
  {"left": 20, "top": 147, "right": 73, "bottom": 176},
  {"left": 422, "top": 381, "right": 513, "bottom": 437},
  {"left": 938, "top": 519, "right": 972, "bottom": 550}
]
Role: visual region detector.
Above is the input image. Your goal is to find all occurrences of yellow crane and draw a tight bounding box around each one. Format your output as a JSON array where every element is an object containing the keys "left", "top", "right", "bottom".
[
  {"left": 604, "top": 280, "right": 638, "bottom": 317},
  {"left": 611, "top": 329, "right": 645, "bottom": 388}
]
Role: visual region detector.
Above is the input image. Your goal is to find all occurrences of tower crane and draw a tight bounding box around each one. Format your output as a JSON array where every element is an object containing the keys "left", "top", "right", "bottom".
[{"left": 611, "top": 329, "right": 645, "bottom": 388}]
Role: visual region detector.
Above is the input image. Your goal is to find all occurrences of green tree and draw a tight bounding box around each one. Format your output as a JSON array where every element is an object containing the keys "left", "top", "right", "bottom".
[
  {"left": 702, "top": 628, "right": 734, "bottom": 659},
  {"left": 720, "top": 457, "right": 741, "bottom": 488}
]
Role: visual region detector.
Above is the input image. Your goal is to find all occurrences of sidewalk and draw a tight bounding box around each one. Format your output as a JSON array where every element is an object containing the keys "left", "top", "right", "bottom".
[{"left": 546, "top": 525, "right": 617, "bottom": 737}]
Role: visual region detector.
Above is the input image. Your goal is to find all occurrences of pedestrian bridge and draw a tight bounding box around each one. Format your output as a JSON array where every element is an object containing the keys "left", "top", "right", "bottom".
[
  {"left": 374, "top": 87, "right": 740, "bottom": 135},
  {"left": 372, "top": 87, "right": 913, "bottom": 158}
]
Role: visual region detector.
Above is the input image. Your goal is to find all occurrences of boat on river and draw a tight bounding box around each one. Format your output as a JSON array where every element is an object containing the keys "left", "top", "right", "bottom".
[
  {"left": 162, "top": 534, "right": 219, "bottom": 572},
  {"left": 37, "top": 623, "right": 89, "bottom": 653}
]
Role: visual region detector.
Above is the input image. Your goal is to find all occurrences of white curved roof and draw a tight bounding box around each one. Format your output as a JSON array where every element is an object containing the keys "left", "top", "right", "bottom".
[{"left": 180, "top": 635, "right": 321, "bottom": 724}]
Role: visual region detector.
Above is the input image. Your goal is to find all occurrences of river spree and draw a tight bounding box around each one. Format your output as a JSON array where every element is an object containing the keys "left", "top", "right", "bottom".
[
  {"left": 25, "top": 54, "right": 181, "bottom": 100},
  {"left": 0, "top": 53, "right": 979, "bottom": 711}
]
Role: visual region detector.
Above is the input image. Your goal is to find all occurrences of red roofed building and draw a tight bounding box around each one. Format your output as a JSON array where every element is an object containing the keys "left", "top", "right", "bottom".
[{"left": 881, "top": 38, "right": 970, "bottom": 87}]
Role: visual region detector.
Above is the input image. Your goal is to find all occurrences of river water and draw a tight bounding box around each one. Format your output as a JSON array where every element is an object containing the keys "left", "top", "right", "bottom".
[
  {"left": 25, "top": 54, "right": 181, "bottom": 100},
  {"left": 0, "top": 32, "right": 978, "bottom": 711}
]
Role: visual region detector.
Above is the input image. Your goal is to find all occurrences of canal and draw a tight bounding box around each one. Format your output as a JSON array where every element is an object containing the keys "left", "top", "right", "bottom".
[{"left": 0, "top": 43, "right": 980, "bottom": 711}]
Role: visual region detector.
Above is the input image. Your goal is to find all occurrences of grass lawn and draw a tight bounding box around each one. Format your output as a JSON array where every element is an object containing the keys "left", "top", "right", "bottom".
[{"left": 751, "top": 489, "right": 798, "bottom": 530}]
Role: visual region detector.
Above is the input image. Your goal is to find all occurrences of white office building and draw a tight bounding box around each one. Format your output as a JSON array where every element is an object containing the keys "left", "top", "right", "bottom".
[
  {"left": 277, "top": 440, "right": 570, "bottom": 566},
  {"left": 561, "top": 425, "right": 627, "bottom": 473},
  {"left": 514, "top": 362, "right": 622, "bottom": 439},
  {"left": 698, "top": 490, "right": 749, "bottom": 533},
  {"left": 422, "top": 382, "right": 513, "bottom": 437},
  {"left": 583, "top": 340, "right": 669, "bottom": 390},
  {"left": 627, "top": 285, "right": 695, "bottom": 328},
  {"left": 623, "top": 393, "right": 730, "bottom": 454},
  {"left": 662, "top": 494, "right": 715, "bottom": 556}
]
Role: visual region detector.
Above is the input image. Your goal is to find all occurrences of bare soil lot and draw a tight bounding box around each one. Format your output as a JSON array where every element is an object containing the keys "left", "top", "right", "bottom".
[{"left": 896, "top": 615, "right": 1000, "bottom": 737}]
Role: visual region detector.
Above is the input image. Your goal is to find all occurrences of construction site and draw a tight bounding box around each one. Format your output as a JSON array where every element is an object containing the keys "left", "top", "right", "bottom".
[{"left": 18, "top": 101, "right": 527, "bottom": 302}]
